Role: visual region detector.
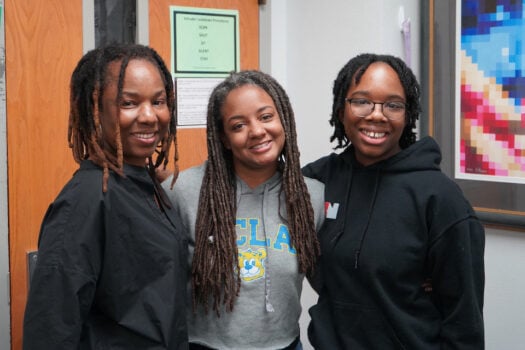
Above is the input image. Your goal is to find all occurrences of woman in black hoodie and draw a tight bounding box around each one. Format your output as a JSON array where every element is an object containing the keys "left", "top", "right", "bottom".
[{"left": 303, "top": 53, "right": 485, "bottom": 349}]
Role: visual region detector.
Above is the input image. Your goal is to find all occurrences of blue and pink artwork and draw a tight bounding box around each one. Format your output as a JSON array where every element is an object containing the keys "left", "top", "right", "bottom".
[{"left": 456, "top": 0, "right": 525, "bottom": 183}]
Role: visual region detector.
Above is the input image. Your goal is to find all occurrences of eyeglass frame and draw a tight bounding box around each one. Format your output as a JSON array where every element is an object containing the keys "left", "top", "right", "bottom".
[{"left": 345, "top": 98, "right": 407, "bottom": 121}]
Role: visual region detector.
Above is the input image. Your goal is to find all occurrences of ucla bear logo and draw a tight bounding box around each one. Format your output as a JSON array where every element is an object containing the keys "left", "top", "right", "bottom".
[{"left": 238, "top": 248, "right": 267, "bottom": 282}]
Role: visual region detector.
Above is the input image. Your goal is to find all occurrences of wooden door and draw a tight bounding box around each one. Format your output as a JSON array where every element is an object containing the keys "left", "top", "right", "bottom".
[
  {"left": 6, "top": 1, "right": 259, "bottom": 349},
  {"left": 6, "top": 1, "right": 83, "bottom": 349}
]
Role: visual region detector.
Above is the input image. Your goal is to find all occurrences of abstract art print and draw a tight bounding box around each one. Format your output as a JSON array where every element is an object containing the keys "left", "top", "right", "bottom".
[{"left": 456, "top": 0, "right": 525, "bottom": 184}]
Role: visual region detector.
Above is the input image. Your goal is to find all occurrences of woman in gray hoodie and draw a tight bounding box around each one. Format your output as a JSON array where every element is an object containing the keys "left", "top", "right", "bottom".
[{"left": 163, "top": 70, "right": 324, "bottom": 350}]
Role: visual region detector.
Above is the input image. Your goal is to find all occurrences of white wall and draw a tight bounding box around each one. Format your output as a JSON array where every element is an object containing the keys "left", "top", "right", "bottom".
[
  {"left": 260, "top": 1, "right": 525, "bottom": 349},
  {"left": 484, "top": 228, "right": 525, "bottom": 349}
]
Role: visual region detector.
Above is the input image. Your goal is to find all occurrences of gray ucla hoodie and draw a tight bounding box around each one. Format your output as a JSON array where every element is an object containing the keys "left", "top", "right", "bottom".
[{"left": 162, "top": 162, "right": 324, "bottom": 350}]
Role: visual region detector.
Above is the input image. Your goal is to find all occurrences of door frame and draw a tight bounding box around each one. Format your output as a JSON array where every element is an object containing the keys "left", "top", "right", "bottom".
[{"left": 0, "top": 0, "right": 11, "bottom": 346}]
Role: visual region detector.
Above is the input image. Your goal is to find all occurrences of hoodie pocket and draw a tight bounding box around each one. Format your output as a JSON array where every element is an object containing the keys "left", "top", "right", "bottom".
[{"left": 313, "top": 298, "right": 407, "bottom": 350}]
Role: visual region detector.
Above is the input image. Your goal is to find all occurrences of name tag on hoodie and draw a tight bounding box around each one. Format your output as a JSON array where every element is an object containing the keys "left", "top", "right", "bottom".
[{"left": 325, "top": 202, "right": 339, "bottom": 219}]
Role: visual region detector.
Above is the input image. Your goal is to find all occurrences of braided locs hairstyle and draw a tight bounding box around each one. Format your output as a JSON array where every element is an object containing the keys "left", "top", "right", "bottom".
[
  {"left": 68, "top": 43, "right": 178, "bottom": 192},
  {"left": 329, "top": 53, "right": 421, "bottom": 150},
  {"left": 192, "top": 70, "right": 320, "bottom": 314}
]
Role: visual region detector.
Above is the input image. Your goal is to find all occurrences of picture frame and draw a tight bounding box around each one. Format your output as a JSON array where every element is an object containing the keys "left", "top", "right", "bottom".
[
  {"left": 422, "top": 0, "right": 525, "bottom": 230},
  {"left": 170, "top": 5, "right": 240, "bottom": 78}
]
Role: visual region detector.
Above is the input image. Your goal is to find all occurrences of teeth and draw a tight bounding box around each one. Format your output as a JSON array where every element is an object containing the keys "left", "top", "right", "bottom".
[
  {"left": 363, "top": 130, "right": 385, "bottom": 139},
  {"left": 252, "top": 141, "right": 270, "bottom": 149},
  {"left": 136, "top": 133, "right": 155, "bottom": 139}
]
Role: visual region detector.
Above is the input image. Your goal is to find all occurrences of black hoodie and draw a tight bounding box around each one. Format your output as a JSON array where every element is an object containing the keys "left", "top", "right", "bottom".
[{"left": 303, "top": 136, "right": 485, "bottom": 349}]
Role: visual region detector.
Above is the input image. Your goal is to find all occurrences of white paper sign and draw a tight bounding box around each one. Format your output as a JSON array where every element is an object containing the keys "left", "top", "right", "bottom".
[{"left": 176, "top": 77, "right": 223, "bottom": 127}]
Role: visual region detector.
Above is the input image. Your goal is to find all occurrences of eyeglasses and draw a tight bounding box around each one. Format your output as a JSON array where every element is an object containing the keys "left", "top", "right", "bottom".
[{"left": 345, "top": 98, "right": 406, "bottom": 121}]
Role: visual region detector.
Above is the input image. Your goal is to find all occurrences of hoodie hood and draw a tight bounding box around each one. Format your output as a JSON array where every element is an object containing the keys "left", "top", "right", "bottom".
[{"left": 235, "top": 171, "right": 283, "bottom": 204}]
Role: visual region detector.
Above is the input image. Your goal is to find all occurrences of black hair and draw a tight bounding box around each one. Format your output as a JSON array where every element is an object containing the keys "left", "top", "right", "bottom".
[{"left": 329, "top": 53, "right": 421, "bottom": 149}]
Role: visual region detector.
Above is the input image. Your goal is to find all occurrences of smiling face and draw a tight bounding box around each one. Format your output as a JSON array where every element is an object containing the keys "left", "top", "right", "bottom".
[
  {"left": 220, "top": 85, "right": 285, "bottom": 185},
  {"left": 100, "top": 59, "right": 170, "bottom": 167},
  {"left": 341, "top": 62, "right": 407, "bottom": 166}
]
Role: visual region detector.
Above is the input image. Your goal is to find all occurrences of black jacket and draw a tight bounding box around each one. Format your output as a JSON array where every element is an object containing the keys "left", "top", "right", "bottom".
[
  {"left": 303, "top": 137, "right": 485, "bottom": 349},
  {"left": 23, "top": 160, "right": 189, "bottom": 349}
]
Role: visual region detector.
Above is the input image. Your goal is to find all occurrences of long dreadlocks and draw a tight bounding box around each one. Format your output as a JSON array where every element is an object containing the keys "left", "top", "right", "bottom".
[
  {"left": 68, "top": 43, "right": 178, "bottom": 192},
  {"left": 191, "top": 70, "right": 320, "bottom": 314},
  {"left": 330, "top": 53, "right": 421, "bottom": 150}
]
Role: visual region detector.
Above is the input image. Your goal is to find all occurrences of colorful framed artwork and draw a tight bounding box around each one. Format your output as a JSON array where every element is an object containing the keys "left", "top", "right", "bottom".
[
  {"left": 424, "top": 0, "right": 525, "bottom": 229},
  {"left": 456, "top": 0, "right": 525, "bottom": 184}
]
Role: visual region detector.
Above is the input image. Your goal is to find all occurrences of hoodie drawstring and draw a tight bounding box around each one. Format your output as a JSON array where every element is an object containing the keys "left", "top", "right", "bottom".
[
  {"left": 262, "top": 184, "right": 275, "bottom": 312},
  {"left": 354, "top": 168, "right": 381, "bottom": 269}
]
